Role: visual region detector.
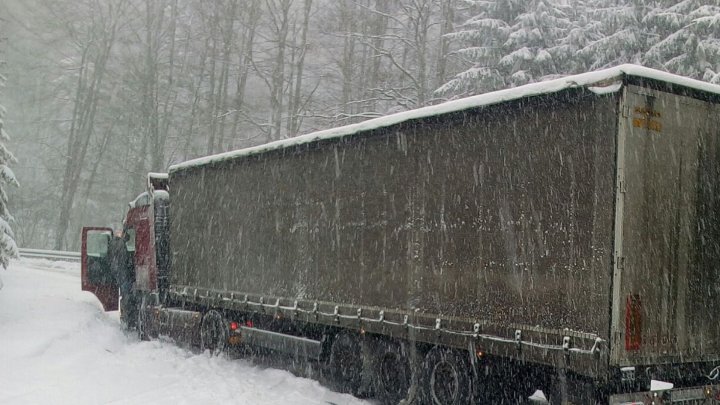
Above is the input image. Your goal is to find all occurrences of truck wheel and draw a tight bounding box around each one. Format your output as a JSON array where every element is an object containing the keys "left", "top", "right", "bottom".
[
  {"left": 327, "top": 332, "right": 363, "bottom": 395},
  {"left": 200, "top": 310, "right": 227, "bottom": 356},
  {"left": 373, "top": 339, "right": 418, "bottom": 405},
  {"left": 419, "top": 347, "right": 473, "bottom": 405}
]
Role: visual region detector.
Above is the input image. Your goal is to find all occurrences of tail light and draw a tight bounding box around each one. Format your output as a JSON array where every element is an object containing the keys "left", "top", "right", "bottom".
[{"left": 229, "top": 321, "right": 239, "bottom": 331}]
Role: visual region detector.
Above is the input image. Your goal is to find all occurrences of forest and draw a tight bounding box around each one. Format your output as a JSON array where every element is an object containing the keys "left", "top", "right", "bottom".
[{"left": 0, "top": 0, "right": 718, "bottom": 250}]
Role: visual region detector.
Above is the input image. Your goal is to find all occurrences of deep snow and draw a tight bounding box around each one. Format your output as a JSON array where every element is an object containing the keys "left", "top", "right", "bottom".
[{"left": 0, "top": 258, "right": 369, "bottom": 405}]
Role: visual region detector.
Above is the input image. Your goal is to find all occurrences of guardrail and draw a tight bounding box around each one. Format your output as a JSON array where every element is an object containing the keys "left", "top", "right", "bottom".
[{"left": 18, "top": 248, "right": 81, "bottom": 262}]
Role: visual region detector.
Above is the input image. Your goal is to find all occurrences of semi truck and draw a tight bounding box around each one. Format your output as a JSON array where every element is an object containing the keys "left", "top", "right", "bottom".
[{"left": 81, "top": 64, "right": 720, "bottom": 404}]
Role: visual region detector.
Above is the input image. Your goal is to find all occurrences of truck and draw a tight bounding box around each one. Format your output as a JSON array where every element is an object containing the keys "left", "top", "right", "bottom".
[{"left": 81, "top": 64, "right": 720, "bottom": 404}]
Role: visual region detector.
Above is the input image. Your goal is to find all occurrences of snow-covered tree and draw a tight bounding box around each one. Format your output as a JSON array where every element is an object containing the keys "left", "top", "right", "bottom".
[
  {"left": 437, "top": 0, "right": 575, "bottom": 97},
  {"left": 435, "top": 0, "right": 522, "bottom": 98},
  {"left": 576, "top": 0, "right": 647, "bottom": 70},
  {"left": 498, "top": 0, "right": 575, "bottom": 86},
  {"left": 643, "top": 0, "right": 720, "bottom": 82},
  {"left": 0, "top": 36, "right": 20, "bottom": 287}
]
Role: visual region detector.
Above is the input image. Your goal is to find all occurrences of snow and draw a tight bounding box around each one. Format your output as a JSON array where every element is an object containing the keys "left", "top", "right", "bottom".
[
  {"left": 129, "top": 192, "right": 150, "bottom": 208},
  {"left": 147, "top": 172, "right": 169, "bottom": 180},
  {"left": 588, "top": 82, "right": 623, "bottom": 95},
  {"left": 529, "top": 390, "right": 548, "bottom": 402},
  {"left": 153, "top": 189, "right": 170, "bottom": 200},
  {"left": 650, "top": 380, "right": 675, "bottom": 391},
  {"left": 0, "top": 258, "right": 369, "bottom": 405},
  {"left": 170, "top": 64, "right": 720, "bottom": 173}
]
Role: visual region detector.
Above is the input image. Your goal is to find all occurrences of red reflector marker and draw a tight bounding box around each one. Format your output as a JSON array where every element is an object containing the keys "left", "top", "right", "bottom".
[
  {"left": 625, "top": 294, "right": 642, "bottom": 351},
  {"left": 246, "top": 320, "right": 254, "bottom": 328}
]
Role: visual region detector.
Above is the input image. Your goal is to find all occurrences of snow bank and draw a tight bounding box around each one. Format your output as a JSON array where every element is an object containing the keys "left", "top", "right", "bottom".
[
  {"left": 170, "top": 64, "right": 720, "bottom": 173},
  {"left": 0, "top": 259, "right": 368, "bottom": 405}
]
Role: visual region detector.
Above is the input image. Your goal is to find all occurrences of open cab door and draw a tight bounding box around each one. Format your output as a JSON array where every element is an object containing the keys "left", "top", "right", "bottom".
[{"left": 81, "top": 227, "right": 119, "bottom": 311}]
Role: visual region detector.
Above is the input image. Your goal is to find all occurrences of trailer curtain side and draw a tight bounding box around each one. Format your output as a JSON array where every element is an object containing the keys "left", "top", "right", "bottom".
[{"left": 170, "top": 90, "right": 619, "bottom": 342}]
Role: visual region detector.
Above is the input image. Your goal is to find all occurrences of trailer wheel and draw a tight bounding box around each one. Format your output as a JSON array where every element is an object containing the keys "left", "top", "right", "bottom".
[
  {"left": 327, "top": 333, "right": 363, "bottom": 395},
  {"left": 419, "top": 347, "right": 473, "bottom": 405},
  {"left": 373, "top": 339, "right": 418, "bottom": 405},
  {"left": 200, "top": 310, "right": 227, "bottom": 356}
]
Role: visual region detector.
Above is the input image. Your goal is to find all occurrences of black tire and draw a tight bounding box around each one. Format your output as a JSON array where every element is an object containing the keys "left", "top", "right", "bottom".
[
  {"left": 200, "top": 310, "right": 228, "bottom": 356},
  {"left": 372, "top": 339, "right": 418, "bottom": 404},
  {"left": 327, "top": 332, "right": 364, "bottom": 395},
  {"left": 491, "top": 362, "right": 543, "bottom": 404},
  {"left": 418, "top": 346, "right": 474, "bottom": 405}
]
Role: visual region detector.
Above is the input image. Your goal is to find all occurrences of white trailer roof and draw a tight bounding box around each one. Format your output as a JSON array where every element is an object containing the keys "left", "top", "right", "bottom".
[{"left": 170, "top": 64, "right": 720, "bottom": 173}]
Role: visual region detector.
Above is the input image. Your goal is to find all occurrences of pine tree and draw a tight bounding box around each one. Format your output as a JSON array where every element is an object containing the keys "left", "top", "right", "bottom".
[
  {"left": 437, "top": 0, "right": 575, "bottom": 98},
  {"left": 643, "top": 0, "right": 720, "bottom": 82},
  {"left": 435, "top": 0, "right": 522, "bottom": 98},
  {"left": 499, "top": 0, "right": 575, "bottom": 86},
  {"left": 0, "top": 34, "right": 19, "bottom": 286},
  {"left": 576, "top": 0, "right": 646, "bottom": 70}
]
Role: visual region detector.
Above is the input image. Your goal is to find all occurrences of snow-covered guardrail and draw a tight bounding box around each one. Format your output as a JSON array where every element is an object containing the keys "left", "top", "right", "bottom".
[{"left": 18, "top": 248, "right": 81, "bottom": 262}]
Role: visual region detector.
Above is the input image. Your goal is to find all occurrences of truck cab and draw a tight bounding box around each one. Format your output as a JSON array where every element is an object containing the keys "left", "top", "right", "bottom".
[{"left": 81, "top": 173, "right": 169, "bottom": 314}]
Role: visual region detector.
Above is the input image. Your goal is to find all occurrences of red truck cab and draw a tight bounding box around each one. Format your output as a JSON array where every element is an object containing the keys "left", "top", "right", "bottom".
[
  {"left": 124, "top": 192, "right": 157, "bottom": 292},
  {"left": 81, "top": 173, "right": 168, "bottom": 313}
]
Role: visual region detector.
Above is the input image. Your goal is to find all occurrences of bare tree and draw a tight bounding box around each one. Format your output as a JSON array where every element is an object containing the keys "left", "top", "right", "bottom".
[
  {"left": 228, "top": 1, "right": 261, "bottom": 149},
  {"left": 54, "top": 0, "right": 127, "bottom": 250},
  {"left": 266, "top": 0, "right": 292, "bottom": 141},
  {"left": 208, "top": 0, "right": 238, "bottom": 154},
  {"left": 285, "top": 0, "right": 313, "bottom": 137}
]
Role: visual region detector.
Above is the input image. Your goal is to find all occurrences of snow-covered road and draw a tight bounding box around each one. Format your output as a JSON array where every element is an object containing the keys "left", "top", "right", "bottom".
[{"left": 0, "top": 258, "right": 369, "bottom": 405}]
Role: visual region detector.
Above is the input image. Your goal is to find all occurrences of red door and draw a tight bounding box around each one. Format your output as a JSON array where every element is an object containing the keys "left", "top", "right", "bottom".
[{"left": 81, "top": 227, "right": 119, "bottom": 311}]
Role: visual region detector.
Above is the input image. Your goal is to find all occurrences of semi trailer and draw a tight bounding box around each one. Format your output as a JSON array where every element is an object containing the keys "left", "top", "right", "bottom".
[{"left": 81, "top": 64, "right": 720, "bottom": 404}]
